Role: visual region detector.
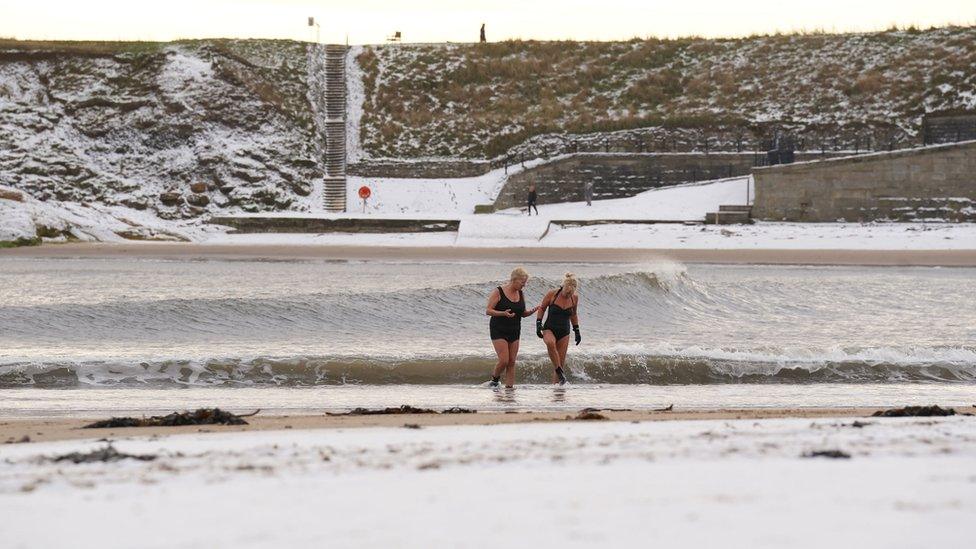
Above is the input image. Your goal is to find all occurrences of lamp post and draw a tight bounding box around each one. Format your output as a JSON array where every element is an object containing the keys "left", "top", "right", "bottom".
[{"left": 308, "top": 16, "right": 320, "bottom": 43}]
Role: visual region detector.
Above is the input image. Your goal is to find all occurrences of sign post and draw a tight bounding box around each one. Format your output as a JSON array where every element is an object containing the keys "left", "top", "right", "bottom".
[{"left": 358, "top": 186, "right": 371, "bottom": 214}]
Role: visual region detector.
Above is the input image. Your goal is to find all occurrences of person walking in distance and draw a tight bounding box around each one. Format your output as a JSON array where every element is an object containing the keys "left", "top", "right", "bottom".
[
  {"left": 480, "top": 23, "right": 486, "bottom": 43},
  {"left": 584, "top": 180, "right": 594, "bottom": 206},
  {"left": 527, "top": 185, "right": 539, "bottom": 216}
]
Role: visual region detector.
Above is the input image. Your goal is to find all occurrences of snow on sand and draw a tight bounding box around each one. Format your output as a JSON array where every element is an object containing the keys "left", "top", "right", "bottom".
[{"left": 1, "top": 416, "right": 974, "bottom": 548}]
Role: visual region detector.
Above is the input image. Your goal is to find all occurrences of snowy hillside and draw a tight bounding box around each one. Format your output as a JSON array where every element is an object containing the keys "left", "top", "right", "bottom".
[
  {"left": 356, "top": 26, "right": 976, "bottom": 158},
  {"left": 0, "top": 39, "right": 325, "bottom": 224},
  {"left": 2, "top": 29, "right": 974, "bottom": 245},
  {"left": 0, "top": 185, "right": 214, "bottom": 245}
]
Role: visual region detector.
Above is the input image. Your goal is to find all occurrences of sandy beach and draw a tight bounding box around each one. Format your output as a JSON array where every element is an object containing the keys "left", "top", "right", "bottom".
[
  {"left": 3, "top": 241, "right": 976, "bottom": 266},
  {"left": 2, "top": 411, "right": 974, "bottom": 549},
  {"left": 0, "top": 406, "right": 891, "bottom": 444}
]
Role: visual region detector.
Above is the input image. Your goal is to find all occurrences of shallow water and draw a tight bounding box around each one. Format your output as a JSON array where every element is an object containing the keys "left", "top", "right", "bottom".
[
  {"left": 1, "top": 257, "right": 974, "bottom": 413},
  {"left": 3, "top": 384, "right": 976, "bottom": 418}
]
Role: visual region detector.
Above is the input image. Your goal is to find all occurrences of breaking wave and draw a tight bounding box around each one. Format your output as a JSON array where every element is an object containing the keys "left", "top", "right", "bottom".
[
  {"left": 3, "top": 345, "right": 975, "bottom": 387},
  {"left": 0, "top": 269, "right": 693, "bottom": 342},
  {"left": 4, "top": 265, "right": 975, "bottom": 387}
]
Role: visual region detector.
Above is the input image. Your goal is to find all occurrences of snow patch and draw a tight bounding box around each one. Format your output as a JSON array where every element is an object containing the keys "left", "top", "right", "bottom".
[
  {"left": 157, "top": 47, "right": 215, "bottom": 96},
  {"left": 346, "top": 158, "right": 548, "bottom": 215}
]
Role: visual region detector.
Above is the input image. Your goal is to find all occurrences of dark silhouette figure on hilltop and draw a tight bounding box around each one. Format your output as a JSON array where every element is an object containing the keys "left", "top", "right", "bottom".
[{"left": 480, "top": 24, "right": 486, "bottom": 43}]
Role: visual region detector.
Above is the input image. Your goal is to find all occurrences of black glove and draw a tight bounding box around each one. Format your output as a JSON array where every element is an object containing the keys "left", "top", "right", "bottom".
[
  {"left": 536, "top": 319, "right": 544, "bottom": 338},
  {"left": 573, "top": 325, "right": 581, "bottom": 346}
]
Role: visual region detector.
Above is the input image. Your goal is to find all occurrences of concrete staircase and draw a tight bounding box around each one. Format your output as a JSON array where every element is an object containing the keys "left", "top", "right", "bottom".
[
  {"left": 322, "top": 45, "right": 348, "bottom": 212},
  {"left": 705, "top": 205, "right": 752, "bottom": 224}
]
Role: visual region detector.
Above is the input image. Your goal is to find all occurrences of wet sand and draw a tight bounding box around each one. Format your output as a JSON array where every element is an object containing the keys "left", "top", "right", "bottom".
[
  {"left": 2, "top": 242, "right": 976, "bottom": 266},
  {"left": 0, "top": 407, "right": 887, "bottom": 444}
]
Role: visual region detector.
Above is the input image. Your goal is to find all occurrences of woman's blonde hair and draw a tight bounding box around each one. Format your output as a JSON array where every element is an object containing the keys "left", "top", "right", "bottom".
[
  {"left": 510, "top": 267, "right": 529, "bottom": 282},
  {"left": 562, "top": 272, "right": 578, "bottom": 292}
]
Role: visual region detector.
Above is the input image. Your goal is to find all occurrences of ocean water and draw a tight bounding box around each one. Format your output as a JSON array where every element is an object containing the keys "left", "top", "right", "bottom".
[{"left": 1, "top": 257, "right": 974, "bottom": 415}]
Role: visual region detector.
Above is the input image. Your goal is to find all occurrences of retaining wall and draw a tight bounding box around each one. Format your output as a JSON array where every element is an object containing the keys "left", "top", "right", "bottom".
[
  {"left": 348, "top": 160, "right": 491, "bottom": 179},
  {"left": 492, "top": 152, "right": 838, "bottom": 210},
  {"left": 752, "top": 141, "right": 976, "bottom": 222},
  {"left": 210, "top": 216, "right": 459, "bottom": 233},
  {"left": 922, "top": 113, "right": 976, "bottom": 145}
]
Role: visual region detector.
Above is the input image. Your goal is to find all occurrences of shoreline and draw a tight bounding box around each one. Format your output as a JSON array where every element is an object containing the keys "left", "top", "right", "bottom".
[
  {"left": 3, "top": 242, "right": 976, "bottom": 266},
  {"left": 2, "top": 407, "right": 887, "bottom": 444}
]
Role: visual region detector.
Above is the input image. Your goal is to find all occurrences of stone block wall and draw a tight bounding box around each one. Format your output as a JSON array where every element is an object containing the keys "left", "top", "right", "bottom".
[
  {"left": 348, "top": 160, "right": 491, "bottom": 179},
  {"left": 923, "top": 113, "right": 976, "bottom": 145},
  {"left": 752, "top": 141, "right": 976, "bottom": 222}
]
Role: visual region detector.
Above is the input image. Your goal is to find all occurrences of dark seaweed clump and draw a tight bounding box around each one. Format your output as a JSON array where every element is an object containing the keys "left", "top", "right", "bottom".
[
  {"left": 802, "top": 450, "right": 851, "bottom": 459},
  {"left": 872, "top": 405, "right": 956, "bottom": 417},
  {"left": 83, "top": 408, "right": 258, "bottom": 429},
  {"left": 575, "top": 411, "right": 609, "bottom": 420},
  {"left": 328, "top": 405, "right": 476, "bottom": 416},
  {"left": 51, "top": 444, "right": 156, "bottom": 464}
]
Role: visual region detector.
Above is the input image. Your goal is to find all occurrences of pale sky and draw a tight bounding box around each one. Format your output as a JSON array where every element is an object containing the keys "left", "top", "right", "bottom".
[{"left": 1, "top": 0, "right": 973, "bottom": 44}]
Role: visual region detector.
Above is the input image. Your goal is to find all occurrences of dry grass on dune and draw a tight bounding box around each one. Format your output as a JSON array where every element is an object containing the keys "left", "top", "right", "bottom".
[{"left": 357, "top": 26, "right": 976, "bottom": 159}]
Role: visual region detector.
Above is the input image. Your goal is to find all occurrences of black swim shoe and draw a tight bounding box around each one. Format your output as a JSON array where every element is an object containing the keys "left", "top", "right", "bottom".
[
  {"left": 489, "top": 376, "right": 501, "bottom": 387},
  {"left": 555, "top": 368, "right": 567, "bottom": 385}
]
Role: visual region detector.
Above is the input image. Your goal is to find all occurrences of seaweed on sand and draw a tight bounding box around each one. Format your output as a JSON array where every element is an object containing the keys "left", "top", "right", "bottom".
[
  {"left": 327, "top": 405, "right": 476, "bottom": 416},
  {"left": 871, "top": 405, "right": 957, "bottom": 417},
  {"left": 83, "top": 408, "right": 260, "bottom": 429},
  {"left": 51, "top": 444, "right": 156, "bottom": 464},
  {"left": 802, "top": 450, "right": 851, "bottom": 459},
  {"left": 442, "top": 407, "right": 477, "bottom": 414}
]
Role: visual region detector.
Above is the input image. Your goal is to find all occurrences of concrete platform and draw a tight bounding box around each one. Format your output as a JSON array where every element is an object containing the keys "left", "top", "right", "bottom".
[
  {"left": 210, "top": 215, "right": 460, "bottom": 234},
  {"left": 210, "top": 215, "right": 694, "bottom": 234},
  {"left": 550, "top": 219, "right": 698, "bottom": 227}
]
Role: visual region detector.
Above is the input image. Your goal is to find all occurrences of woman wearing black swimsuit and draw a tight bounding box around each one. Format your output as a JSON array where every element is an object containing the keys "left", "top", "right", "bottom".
[
  {"left": 536, "top": 272, "right": 582, "bottom": 384},
  {"left": 486, "top": 267, "right": 539, "bottom": 387}
]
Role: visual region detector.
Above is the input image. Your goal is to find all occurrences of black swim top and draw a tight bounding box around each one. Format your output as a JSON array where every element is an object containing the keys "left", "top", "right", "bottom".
[
  {"left": 489, "top": 286, "right": 525, "bottom": 331},
  {"left": 544, "top": 286, "right": 576, "bottom": 331}
]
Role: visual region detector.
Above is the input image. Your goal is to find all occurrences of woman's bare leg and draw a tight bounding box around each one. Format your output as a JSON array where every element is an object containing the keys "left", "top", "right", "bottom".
[
  {"left": 505, "top": 340, "right": 519, "bottom": 388},
  {"left": 556, "top": 336, "right": 570, "bottom": 378},
  {"left": 543, "top": 330, "right": 561, "bottom": 383},
  {"left": 491, "top": 339, "right": 509, "bottom": 381}
]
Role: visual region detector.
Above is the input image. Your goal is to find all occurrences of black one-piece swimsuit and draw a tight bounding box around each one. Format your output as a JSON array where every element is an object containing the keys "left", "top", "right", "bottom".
[
  {"left": 489, "top": 287, "right": 525, "bottom": 342},
  {"left": 543, "top": 287, "right": 574, "bottom": 340}
]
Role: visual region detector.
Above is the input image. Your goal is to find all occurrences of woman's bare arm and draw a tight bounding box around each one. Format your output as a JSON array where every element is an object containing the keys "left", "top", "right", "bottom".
[{"left": 536, "top": 290, "right": 554, "bottom": 320}]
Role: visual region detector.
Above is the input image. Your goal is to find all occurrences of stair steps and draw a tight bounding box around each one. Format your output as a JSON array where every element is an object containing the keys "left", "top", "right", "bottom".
[
  {"left": 321, "top": 45, "right": 348, "bottom": 212},
  {"left": 706, "top": 205, "right": 753, "bottom": 224},
  {"left": 718, "top": 205, "right": 753, "bottom": 213}
]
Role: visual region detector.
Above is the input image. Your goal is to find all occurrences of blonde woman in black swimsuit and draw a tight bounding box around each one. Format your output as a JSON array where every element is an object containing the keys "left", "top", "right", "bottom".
[
  {"left": 486, "top": 267, "right": 540, "bottom": 387},
  {"left": 536, "top": 272, "right": 582, "bottom": 384}
]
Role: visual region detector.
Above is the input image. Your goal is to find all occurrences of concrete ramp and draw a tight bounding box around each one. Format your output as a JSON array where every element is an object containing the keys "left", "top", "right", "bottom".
[{"left": 457, "top": 215, "right": 551, "bottom": 242}]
